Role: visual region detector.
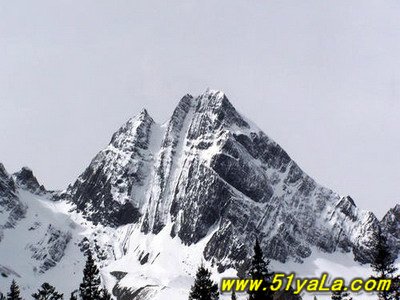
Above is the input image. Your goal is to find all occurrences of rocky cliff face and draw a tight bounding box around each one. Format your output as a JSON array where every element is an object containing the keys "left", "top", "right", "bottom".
[
  {"left": 381, "top": 204, "right": 400, "bottom": 255},
  {"left": 0, "top": 164, "right": 27, "bottom": 232},
  {"left": 65, "top": 109, "right": 154, "bottom": 227},
  {"left": 62, "top": 90, "right": 385, "bottom": 270},
  {"left": 382, "top": 204, "right": 400, "bottom": 239},
  {"left": 13, "top": 167, "right": 46, "bottom": 195}
]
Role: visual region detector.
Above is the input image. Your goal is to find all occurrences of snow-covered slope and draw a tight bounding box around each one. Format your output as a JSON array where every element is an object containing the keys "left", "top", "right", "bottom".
[
  {"left": 0, "top": 183, "right": 390, "bottom": 300},
  {"left": 0, "top": 90, "right": 398, "bottom": 300}
]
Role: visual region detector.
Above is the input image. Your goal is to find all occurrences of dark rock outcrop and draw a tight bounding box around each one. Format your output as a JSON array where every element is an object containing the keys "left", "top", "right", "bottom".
[
  {"left": 27, "top": 224, "right": 72, "bottom": 273},
  {"left": 382, "top": 204, "right": 400, "bottom": 239},
  {"left": 66, "top": 110, "right": 154, "bottom": 227},
  {"left": 0, "top": 164, "right": 27, "bottom": 231},
  {"left": 13, "top": 167, "right": 46, "bottom": 195}
]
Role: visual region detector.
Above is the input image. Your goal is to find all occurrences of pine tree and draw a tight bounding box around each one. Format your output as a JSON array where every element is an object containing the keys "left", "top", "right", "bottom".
[
  {"left": 79, "top": 250, "right": 102, "bottom": 300},
  {"left": 247, "top": 239, "right": 274, "bottom": 300},
  {"left": 231, "top": 290, "right": 237, "bottom": 300},
  {"left": 188, "top": 264, "right": 219, "bottom": 300},
  {"left": 0, "top": 292, "right": 6, "bottom": 300},
  {"left": 32, "top": 282, "right": 63, "bottom": 300},
  {"left": 370, "top": 227, "right": 397, "bottom": 300},
  {"left": 7, "top": 280, "right": 22, "bottom": 300}
]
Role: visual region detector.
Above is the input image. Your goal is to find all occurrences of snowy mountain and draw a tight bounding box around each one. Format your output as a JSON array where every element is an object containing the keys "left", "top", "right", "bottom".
[{"left": 0, "top": 90, "right": 398, "bottom": 300}]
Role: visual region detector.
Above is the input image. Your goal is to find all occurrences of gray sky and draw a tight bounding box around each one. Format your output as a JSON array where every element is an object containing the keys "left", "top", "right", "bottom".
[{"left": 1, "top": 0, "right": 399, "bottom": 218}]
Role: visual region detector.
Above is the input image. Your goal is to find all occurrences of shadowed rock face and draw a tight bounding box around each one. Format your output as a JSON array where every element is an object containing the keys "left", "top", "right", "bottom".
[
  {"left": 0, "top": 163, "right": 16, "bottom": 201},
  {"left": 65, "top": 109, "right": 154, "bottom": 227},
  {"left": 0, "top": 164, "right": 27, "bottom": 231},
  {"left": 60, "top": 90, "right": 390, "bottom": 268},
  {"left": 13, "top": 167, "right": 46, "bottom": 195},
  {"left": 380, "top": 204, "right": 400, "bottom": 256},
  {"left": 382, "top": 204, "right": 400, "bottom": 239}
]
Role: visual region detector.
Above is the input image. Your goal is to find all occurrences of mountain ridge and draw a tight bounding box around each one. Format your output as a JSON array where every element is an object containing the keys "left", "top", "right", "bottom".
[
  {"left": 57, "top": 90, "right": 395, "bottom": 266},
  {"left": 0, "top": 90, "right": 399, "bottom": 300}
]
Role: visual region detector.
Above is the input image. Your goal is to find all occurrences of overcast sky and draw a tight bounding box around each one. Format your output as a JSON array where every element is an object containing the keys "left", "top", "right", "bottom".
[{"left": 1, "top": 0, "right": 399, "bottom": 218}]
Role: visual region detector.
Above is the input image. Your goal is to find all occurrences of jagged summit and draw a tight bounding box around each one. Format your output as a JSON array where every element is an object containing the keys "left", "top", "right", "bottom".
[
  {"left": 0, "top": 164, "right": 26, "bottom": 231},
  {"left": 60, "top": 91, "right": 388, "bottom": 269},
  {"left": 0, "top": 163, "right": 12, "bottom": 187},
  {"left": 139, "top": 107, "right": 150, "bottom": 116},
  {"left": 109, "top": 108, "right": 154, "bottom": 152},
  {"left": 392, "top": 203, "right": 400, "bottom": 211},
  {"left": 13, "top": 167, "right": 46, "bottom": 195},
  {"left": 381, "top": 204, "right": 400, "bottom": 241},
  {"left": 201, "top": 88, "right": 228, "bottom": 101},
  {"left": 0, "top": 163, "right": 16, "bottom": 200}
]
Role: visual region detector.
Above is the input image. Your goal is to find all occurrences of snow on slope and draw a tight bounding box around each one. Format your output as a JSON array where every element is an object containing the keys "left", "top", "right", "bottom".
[
  {"left": 0, "top": 187, "right": 388, "bottom": 300},
  {"left": 0, "top": 90, "right": 398, "bottom": 300},
  {"left": 0, "top": 190, "right": 85, "bottom": 297}
]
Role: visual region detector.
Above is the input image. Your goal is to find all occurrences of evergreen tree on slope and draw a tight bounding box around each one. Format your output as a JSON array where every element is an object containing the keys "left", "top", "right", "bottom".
[
  {"left": 69, "top": 292, "right": 78, "bottom": 300},
  {"left": 7, "top": 280, "right": 22, "bottom": 300},
  {"left": 32, "top": 282, "right": 63, "bottom": 300},
  {"left": 188, "top": 264, "right": 219, "bottom": 300},
  {"left": 247, "top": 239, "right": 274, "bottom": 300},
  {"left": 370, "top": 227, "right": 397, "bottom": 300},
  {"left": 79, "top": 250, "right": 102, "bottom": 300}
]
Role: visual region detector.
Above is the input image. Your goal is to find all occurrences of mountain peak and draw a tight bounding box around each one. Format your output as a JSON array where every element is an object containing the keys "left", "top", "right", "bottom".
[
  {"left": 0, "top": 163, "right": 16, "bottom": 199},
  {"left": 381, "top": 204, "right": 400, "bottom": 240},
  {"left": 345, "top": 195, "right": 356, "bottom": 207},
  {"left": 13, "top": 167, "right": 46, "bottom": 195},
  {"left": 139, "top": 108, "right": 150, "bottom": 118},
  {"left": 109, "top": 108, "right": 154, "bottom": 151},
  {"left": 183, "top": 89, "right": 250, "bottom": 139},
  {"left": 202, "top": 88, "right": 226, "bottom": 98},
  {"left": 393, "top": 204, "right": 400, "bottom": 211},
  {"left": 382, "top": 204, "right": 400, "bottom": 220},
  {"left": 172, "top": 90, "right": 229, "bottom": 114},
  {"left": 197, "top": 89, "right": 229, "bottom": 108},
  {"left": 0, "top": 163, "right": 9, "bottom": 179},
  {"left": 64, "top": 91, "right": 386, "bottom": 267},
  {"left": 124, "top": 108, "right": 154, "bottom": 126}
]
